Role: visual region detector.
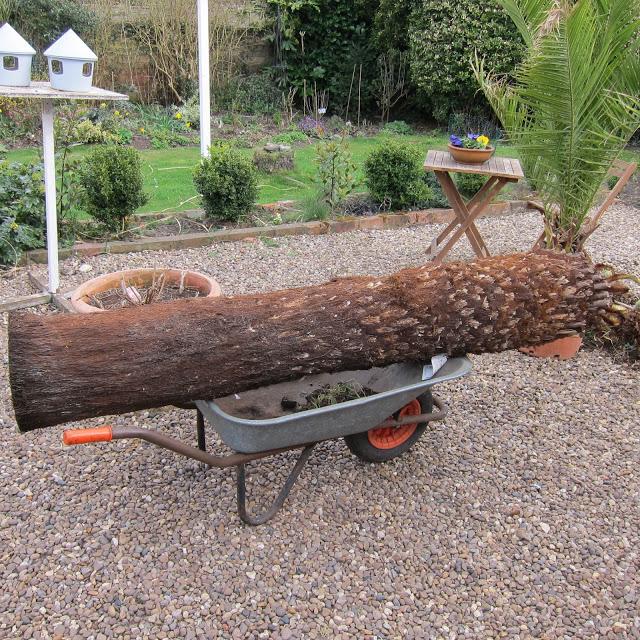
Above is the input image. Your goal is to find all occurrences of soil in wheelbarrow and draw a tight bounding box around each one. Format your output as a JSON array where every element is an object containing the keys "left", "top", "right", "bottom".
[{"left": 282, "top": 381, "right": 375, "bottom": 413}]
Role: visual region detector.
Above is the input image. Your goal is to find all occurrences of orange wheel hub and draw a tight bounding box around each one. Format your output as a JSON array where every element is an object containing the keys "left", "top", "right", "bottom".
[{"left": 367, "top": 399, "right": 421, "bottom": 450}]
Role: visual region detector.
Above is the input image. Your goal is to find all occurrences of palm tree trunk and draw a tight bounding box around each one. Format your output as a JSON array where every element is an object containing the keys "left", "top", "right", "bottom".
[{"left": 9, "top": 251, "right": 626, "bottom": 432}]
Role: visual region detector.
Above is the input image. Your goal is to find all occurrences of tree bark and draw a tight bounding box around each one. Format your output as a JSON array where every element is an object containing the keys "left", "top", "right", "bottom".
[{"left": 8, "top": 251, "right": 623, "bottom": 432}]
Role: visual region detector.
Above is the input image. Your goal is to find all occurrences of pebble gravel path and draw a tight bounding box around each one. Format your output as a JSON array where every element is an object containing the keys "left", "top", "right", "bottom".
[{"left": 0, "top": 204, "right": 638, "bottom": 639}]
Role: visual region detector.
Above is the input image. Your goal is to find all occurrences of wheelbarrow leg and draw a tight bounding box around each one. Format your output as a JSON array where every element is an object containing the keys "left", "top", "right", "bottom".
[
  {"left": 196, "top": 409, "right": 206, "bottom": 452},
  {"left": 236, "top": 444, "right": 316, "bottom": 526}
]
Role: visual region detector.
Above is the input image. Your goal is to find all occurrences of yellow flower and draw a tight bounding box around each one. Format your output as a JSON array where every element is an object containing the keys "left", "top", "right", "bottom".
[
  {"left": 99, "top": 102, "right": 107, "bottom": 109},
  {"left": 139, "top": 127, "right": 145, "bottom": 134},
  {"left": 10, "top": 222, "right": 19, "bottom": 231},
  {"left": 175, "top": 112, "right": 183, "bottom": 120},
  {"left": 186, "top": 122, "right": 191, "bottom": 128},
  {"left": 477, "top": 135, "right": 490, "bottom": 146},
  {"left": 114, "top": 110, "right": 121, "bottom": 117}
]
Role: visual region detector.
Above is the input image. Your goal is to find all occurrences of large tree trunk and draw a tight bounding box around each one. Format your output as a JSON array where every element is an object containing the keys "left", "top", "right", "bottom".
[{"left": 9, "top": 251, "right": 624, "bottom": 432}]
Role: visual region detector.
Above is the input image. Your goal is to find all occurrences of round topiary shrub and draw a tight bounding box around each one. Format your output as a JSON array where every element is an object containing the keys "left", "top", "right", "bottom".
[
  {"left": 408, "top": 0, "right": 522, "bottom": 122},
  {"left": 193, "top": 144, "right": 259, "bottom": 221},
  {"left": 78, "top": 146, "right": 148, "bottom": 232},
  {"left": 364, "top": 141, "right": 431, "bottom": 209}
]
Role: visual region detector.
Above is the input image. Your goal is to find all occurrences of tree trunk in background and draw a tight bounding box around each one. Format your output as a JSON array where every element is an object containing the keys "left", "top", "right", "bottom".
[{"left": 9, "top": 251, "right": 623, "bottom": 432}]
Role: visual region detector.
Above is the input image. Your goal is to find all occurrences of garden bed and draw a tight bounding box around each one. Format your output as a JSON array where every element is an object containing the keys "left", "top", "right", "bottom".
[{"left": 23, "top": 201, "right": 526, "bottom": 264}]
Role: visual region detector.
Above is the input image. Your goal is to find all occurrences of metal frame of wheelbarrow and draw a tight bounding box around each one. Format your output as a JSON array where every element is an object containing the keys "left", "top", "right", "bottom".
[{"left": 63, "top": 357, "right": 471, "bottom": 525}]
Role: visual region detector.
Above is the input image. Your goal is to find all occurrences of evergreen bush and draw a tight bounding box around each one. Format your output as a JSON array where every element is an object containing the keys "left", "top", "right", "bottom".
[
  {"left": 364, "top": 142, "right": 432, "bottom": 209},
  {"left": 79, "top": 146, "right": 148, "bottom": 232},
  {"left": 193, "top": 144, "right": 258, "bottom": 221}
]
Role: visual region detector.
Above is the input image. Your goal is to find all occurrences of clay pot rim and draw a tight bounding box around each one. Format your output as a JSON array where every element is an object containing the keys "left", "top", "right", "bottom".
[
  {"left": 447, "top": 143, "right": 496, "bottom": 152},
  {"left": 70, "top": 268, "right": 222, "bottom": 314},
  {"left": 447, "top": 144, "right": 496, "bottom": 164}
]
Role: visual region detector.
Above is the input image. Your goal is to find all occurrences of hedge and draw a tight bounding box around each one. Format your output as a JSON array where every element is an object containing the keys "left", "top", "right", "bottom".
[{"left": 408, "top": 0, "right": 523, "bottom": 122}]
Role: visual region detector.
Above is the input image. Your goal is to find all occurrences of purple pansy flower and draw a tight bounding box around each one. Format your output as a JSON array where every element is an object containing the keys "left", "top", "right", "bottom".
[
  {"left": 450, "top": 134, "right": 463, "bottom": 147},
  {"left": 467, "top": 133, "right": 479, "bottom": 140}
]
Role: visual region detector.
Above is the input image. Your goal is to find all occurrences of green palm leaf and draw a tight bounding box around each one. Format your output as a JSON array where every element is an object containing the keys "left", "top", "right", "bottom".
[{"left": 474, "top": 0, "right": 640, "bottom": 251}]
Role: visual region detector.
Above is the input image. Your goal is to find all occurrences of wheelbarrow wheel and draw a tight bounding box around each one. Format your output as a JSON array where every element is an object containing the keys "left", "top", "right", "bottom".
[{"left": 344, "top": 391, "right": 433, "bottom": 463}]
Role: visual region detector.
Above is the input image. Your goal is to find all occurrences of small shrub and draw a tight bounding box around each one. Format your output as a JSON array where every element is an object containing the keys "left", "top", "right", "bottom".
[
  {"left": 253, "top": 150, "right": 295, "bottom": 174},
  {"left": 78, "top": 146, "right": 148, "bottom": 232},
  {"left": 455, "top": 172, "right": 488, "bottom": 198},
  {"left": 315, "top": 140, "right": 357, "bottom": 210},
  {"left": 193, "top": 144, "right": 259, "bottom": 221},
  {"left": 299, "top": 191, "right": 331, "bottom": 222},
  {"left": 364, "top": 142, "right": 432, "bottom": 209},
  {"left": 117, "top": 128, "right": 133, "bottom": 145},
  {"left": 383, "top": 120, "right": 413, "bottom": 136},
  {"left": 69, "top": 119, "right": 120, "bottom": 145},
  {"left": 0, "top": 161, "right": 45, "bottom": 266},
  {"left": 272, "top": 130, "right": 308, "bottom": 145}
]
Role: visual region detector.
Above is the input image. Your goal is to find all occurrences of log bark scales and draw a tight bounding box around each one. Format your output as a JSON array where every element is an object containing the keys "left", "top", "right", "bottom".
[{"left": 9, "top": 251, "right": 613, "bottom": 431}]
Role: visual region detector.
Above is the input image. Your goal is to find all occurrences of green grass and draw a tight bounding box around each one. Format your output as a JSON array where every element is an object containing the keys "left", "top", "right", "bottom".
[{"left": 6, "top": 133, "right": 640, "bottom": 215}]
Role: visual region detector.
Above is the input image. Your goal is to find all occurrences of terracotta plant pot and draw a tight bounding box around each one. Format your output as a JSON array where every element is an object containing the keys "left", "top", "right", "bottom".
[
  {"left": 70, "top": 268, "right": 222, "bottom": 314},
  {"left": 519, "top": 334, "right": 583, "bottom": 360},
  {"left": 447, "top": 144, "right": 495, "bottom": 164}
]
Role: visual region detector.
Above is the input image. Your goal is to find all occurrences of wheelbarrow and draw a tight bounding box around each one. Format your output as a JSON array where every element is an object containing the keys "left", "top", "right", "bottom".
[{"left": 63, "top": 356, "right": 472, "bottom": 525}]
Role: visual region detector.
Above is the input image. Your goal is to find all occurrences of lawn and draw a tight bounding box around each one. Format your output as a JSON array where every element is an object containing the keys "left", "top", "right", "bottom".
[{"left": 7, "top": 134, "right": 640, "bottom": 215}]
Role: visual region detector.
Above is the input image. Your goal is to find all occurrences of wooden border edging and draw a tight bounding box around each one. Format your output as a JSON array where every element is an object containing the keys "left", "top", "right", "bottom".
[
  {"left": 23, "top": 201, "right": 529, "bottom": 265},
  {"left": 0, "top": 292, "right": 52, "bottom": 313}
]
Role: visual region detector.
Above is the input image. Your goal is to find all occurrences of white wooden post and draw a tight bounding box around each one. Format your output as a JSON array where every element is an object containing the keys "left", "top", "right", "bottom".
[
  {"left": 197, "top": 0, "right": 211, "bottom": 158},
  {"left": 41, "top": 98, "right": 59, "bottom": 294}
]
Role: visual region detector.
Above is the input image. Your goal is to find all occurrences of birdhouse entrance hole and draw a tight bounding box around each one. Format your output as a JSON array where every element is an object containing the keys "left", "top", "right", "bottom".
[{"left": 3, "top": 56, "right": 18, "bottom": 71}]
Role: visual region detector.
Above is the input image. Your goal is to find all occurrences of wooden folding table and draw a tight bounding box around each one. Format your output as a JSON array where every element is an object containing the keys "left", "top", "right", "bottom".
[{"left": 424, "top": 150, "right": 524, "bottom": 263}]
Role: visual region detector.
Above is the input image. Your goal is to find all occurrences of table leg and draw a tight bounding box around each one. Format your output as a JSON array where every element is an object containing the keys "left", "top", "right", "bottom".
[
  {"left": 434, "top": 172, "right": 490, "bottom": 258},
  {"left": 430, "top": 176, "right": 501, "bottom": 252},
  {"left": 431, "top": 175, "right": 510, "bottom": 263},
  {"left": 41, "top": 99, "right": 59, "bottom": 294}
]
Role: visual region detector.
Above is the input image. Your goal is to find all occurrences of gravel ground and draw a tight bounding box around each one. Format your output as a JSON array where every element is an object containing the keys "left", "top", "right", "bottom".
[{"left": 0, "top": 205, "right": 639, "bottom": 639}]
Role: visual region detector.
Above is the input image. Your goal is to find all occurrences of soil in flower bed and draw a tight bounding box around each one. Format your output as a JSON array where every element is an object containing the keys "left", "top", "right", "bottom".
[{"left": 138, "top": 216, "right": 213, "bottom": 238}]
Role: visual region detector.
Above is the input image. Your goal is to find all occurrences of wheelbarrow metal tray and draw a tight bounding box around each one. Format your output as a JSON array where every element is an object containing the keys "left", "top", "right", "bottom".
[{"left": 196, "top": 356, "right": 471, "bottom": 454}]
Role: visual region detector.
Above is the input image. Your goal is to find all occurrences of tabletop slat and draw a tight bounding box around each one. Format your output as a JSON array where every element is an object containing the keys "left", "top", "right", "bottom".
[
  {"left": 0, "top": 81, "right": 128, "bottom": 101},
  {"left": 424, "top": 149, "right": 523, "bottom": 180}
]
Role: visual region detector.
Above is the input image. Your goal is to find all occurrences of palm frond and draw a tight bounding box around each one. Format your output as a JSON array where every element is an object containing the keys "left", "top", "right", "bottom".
[{"left": 476, "top": 0, "right": 640, "bottom": 251}]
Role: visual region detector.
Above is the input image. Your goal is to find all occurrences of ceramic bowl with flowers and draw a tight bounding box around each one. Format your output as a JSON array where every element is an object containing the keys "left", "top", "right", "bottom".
[{"left": 448, "top": 133, "right": 495, "bottom": 164}]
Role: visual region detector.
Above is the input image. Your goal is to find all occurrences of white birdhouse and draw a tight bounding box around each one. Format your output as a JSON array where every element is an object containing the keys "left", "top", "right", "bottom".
[
  {"left": 0, "top": 23, "right": 36, "bottom": 87},
  {"left": 44, "top": 29, "right": 97, "bottom": 92}
]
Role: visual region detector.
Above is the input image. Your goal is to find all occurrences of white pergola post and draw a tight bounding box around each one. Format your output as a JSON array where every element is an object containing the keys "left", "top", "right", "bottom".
[
  {"left": 41, "top": 98, "right": 59, "bottom": 294},
  {"left": 197, "top": 0, "right": 211, "bottom": 158}
]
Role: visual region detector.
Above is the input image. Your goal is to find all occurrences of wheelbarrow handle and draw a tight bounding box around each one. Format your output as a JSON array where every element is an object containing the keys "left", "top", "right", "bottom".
[
  {"left": 63, "top": 425, "right": 113, "bottom": 445},
  {"left": 379, "top": 394, "right": 447, "bottom": 428}
]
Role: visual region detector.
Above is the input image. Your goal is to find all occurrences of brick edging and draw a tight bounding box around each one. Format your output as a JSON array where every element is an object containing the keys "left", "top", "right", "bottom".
[{"left": 24, "top": 200, "right": 529, "bottom": 264}]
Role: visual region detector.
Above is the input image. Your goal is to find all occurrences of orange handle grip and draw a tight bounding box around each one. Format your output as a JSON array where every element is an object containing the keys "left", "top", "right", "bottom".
[{"left": 63, "top": 426, "right": 113, "bottom": 446}]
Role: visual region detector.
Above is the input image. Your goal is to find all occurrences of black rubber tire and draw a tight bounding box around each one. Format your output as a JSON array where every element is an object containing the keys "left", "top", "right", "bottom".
[{"left": 344, "top": 390, "right": 433, "bottom": 463}]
